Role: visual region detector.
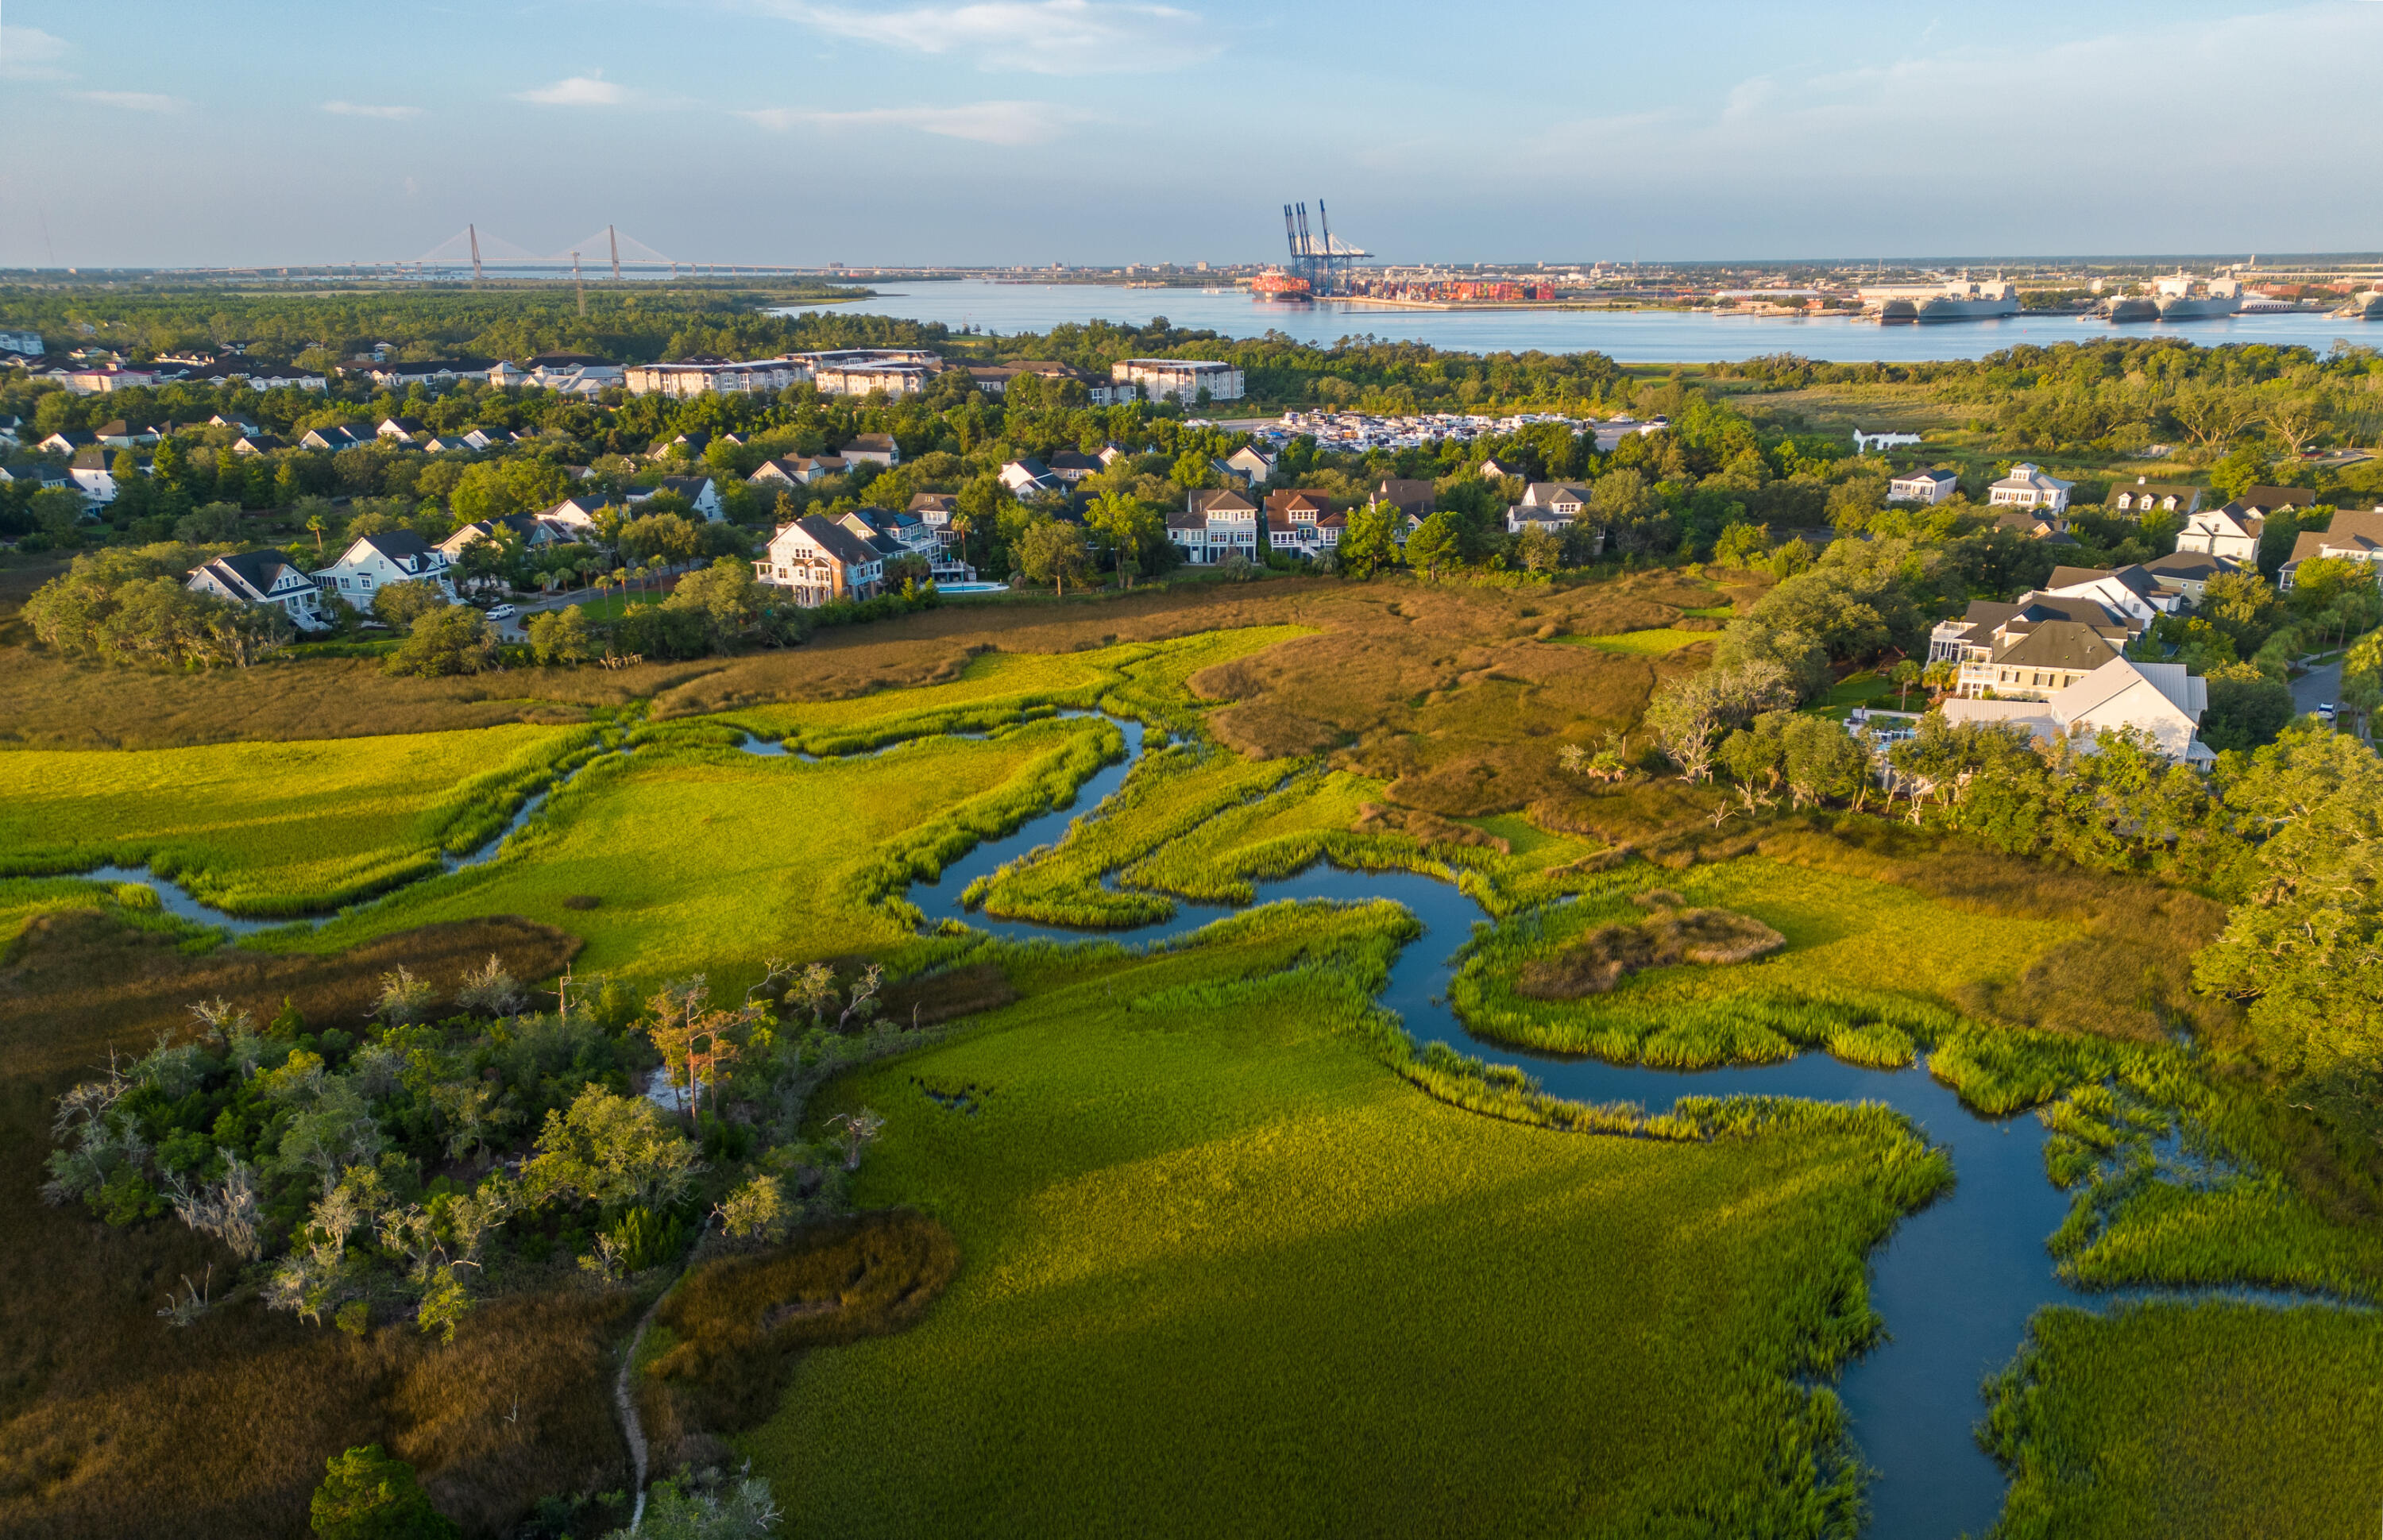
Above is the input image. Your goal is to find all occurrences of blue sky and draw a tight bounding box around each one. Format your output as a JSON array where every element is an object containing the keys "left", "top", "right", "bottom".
[{"left": 3, "top": 0, "right": 2380, "bottom": 268}]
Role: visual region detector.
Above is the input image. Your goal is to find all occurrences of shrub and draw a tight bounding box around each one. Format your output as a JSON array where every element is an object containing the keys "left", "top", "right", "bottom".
[
  {"left": 384, "top": 606, "right": 497, "bottom": 677},
  {"left": 310, "top": 1445, "right": 458, "bottom": 1540},
  {"left": 369, "top": 579, "right": 450, "bottom": 628}
]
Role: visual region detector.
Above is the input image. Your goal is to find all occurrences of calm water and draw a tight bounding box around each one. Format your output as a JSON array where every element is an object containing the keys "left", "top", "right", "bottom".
[{"left": 790, "top": 279, "right": 2374, "bottom": 363}]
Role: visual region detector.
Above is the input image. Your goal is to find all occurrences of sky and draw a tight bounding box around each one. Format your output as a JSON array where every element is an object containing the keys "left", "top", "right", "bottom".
[{"left": 3, "top": 0, "right": 2381, "bottom": 268}]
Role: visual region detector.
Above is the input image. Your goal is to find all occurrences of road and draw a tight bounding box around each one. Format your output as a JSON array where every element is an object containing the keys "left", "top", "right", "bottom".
[{"left": 2291, "top": 657, "right": 2341, "bottom": 717}]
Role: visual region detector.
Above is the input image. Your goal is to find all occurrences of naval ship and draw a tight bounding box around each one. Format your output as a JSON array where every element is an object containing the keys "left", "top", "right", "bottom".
[
  {"left": 2153, "top": 272, "right": 2244, "bottom": 321},
  {"left": 1865, "top": 275, "right": 2021, "bottom": 322}
]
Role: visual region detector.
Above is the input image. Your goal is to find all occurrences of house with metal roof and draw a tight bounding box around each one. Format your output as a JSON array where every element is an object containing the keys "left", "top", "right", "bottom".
[{"left": 1940, "top": 654, "right": 2211, "bottom": 766}]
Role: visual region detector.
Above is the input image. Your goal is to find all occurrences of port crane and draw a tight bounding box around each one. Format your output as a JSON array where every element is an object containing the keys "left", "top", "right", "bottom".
[{"left": 1280, "top": 201, "right": 1369, "bottom": 295}]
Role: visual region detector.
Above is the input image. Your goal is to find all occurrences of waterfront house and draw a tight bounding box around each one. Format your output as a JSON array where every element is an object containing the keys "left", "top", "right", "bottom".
[
  {"left": 313, "top": 530, "right": 456, "bottom": 604},
  {"left": 187, "top": 549, "right": 328, "bottom": 631},
  {"left": 1939, "top": 654, "right": 2211, "bottom": 766},
  {"left": 1168, "top": 489, "right": 1260, "bottom": 564},
  {"left": 1887, "top": 469, "right": 1961, "bottom": 505},
  {"left": 1264, "top": 489, "right": 1343, "bottom": 558},
  {"left": 753, "top": 515, "right": 885, "bottom": 607},
  {"left": 1987, "top": 462, "right": 2074, "bottom": 513}
]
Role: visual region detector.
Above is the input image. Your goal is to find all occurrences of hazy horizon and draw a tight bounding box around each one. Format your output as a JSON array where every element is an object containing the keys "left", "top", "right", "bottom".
[{"left": 6, "top": 0, "right": 2381, "bottom": 270}]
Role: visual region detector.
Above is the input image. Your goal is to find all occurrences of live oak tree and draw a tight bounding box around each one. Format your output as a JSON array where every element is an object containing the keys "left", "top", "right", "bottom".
[{"left": 1019, "top": 519, "right": 1091, "bottom": 596}]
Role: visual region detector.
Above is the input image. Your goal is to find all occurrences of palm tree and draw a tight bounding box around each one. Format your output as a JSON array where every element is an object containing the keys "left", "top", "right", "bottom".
[
  {"left": 305, "top": 512, "right": 326, "bottom": 555},
  {"left": 611, "top": 567, "right": 629, "bottom": 618}
]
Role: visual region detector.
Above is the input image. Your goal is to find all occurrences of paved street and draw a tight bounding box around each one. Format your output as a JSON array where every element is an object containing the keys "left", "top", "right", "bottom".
[{"left": 2290, "top": 657, "right": 2341, "bottom": 717}]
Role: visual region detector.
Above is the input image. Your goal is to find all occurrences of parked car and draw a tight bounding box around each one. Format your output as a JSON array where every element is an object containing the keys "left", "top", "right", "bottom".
[
  {"left": 485, "top": 603, "right": 517, "bottom": 620},
  {"left": 2316, "top": 701, "right": 2337, "bottom": 722}
]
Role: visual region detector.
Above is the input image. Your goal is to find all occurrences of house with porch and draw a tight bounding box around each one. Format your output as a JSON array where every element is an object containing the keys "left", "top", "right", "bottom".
[
  {"left": 1987, "top": 462, "right": 2074, "bottom": 513},
  {"left": 1168, "top": 489, "right": 1260, "bottom": 564},
  {"left": 1939, "top": 654, "right": 2211, "bottom": 766},
  {"left": 754, "top": 515, "right": 885, "bottom": 607},
  {"left": 187, "top": 550, "right": 329, "bottom": 631},
  {"left": 1263, "top": 489, "right": 1343, "bottom": 559},
  {"left": 312, "top": 530, "right": 456, "bottom": 605}
]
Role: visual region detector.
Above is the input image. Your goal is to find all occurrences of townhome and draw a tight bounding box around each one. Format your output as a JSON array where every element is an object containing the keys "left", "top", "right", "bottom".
[
  {"left": 2109, "top": 477, "right": 2202, "bottom": 517},
  {"left": 811, "top": 359, "right": 936, "bottom": 397},
  {"left": 1112, "top": 358, "right": 1244, "bottom": 404},
  {"left": 377, "top": 416, "right": 427, "bottom": 444},
  {"left": 299, "top": 423, "right": 375, "bottom": 453},
  {"left": 623, "top": 358, "right": 807, "bottom": 398},
  {"left": 1887, "top": 469, "right": 1961, "bottom": 505},
  {"left": 1940, "top": 654, "right": 2211, "bottom": 766},
  {"left": 1048, "top": 450, "right": 1103, "bottom": 484},
  {"left": 753, "top": 515, "right": 885, "bottom": 606},
  {"left": 313, "top": 530, "right": 457, "bottom": 604},
  {"left": 1263, "top": 489, "right": 1344, "bottom": 558},
  {"left": 2278, "top": 508, "right": 2383, "bottom": 591},
  {"left": 538, "top": 493, "right": 628, "bottom": 536},
  {"left": 628, "top": 475, "right": 724, "bottom": 521},
  {"left": 1168, "top": 489, "right": 1261, "bottom": 564},
  {"left": 1987, "top": 462, "right": 2074, "bottom": 513},
  {"left": 2175, "top": 504, "right": 2263, "bottom": 565},
  {"left": 187, "top": 549, "right": 329, "bottom": 631}
]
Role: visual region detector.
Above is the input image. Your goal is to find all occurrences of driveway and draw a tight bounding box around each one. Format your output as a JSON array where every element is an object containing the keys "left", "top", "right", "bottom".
[{"left": 2291, "top": 657, "right": 2342, "bottom": 717}]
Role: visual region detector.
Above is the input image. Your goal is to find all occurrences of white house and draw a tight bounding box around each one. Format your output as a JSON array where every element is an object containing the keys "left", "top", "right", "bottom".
[
  {"left": 2037, "top": 563, "right": 2173, "bottom": 622},
  {"left": 1506, "top": 481, "right": 1589, "bottom": 535},
  {"left": 2175, "top": 504, "right": 2262, "bottom": 565},
  {"left": 999, "top": 457, "right": 1064, "bottom": 498},
  {"left": 1988, "top": 462, "right": 2074, "bottom": 513},
  {"left": 1167, "top": 489, "right": 1260, "bottom": 563},
  {"left": 1939, "top": 654, "right": 2211, "bottom": 766},
  {"left": 538, "top": 493, "right": 626, "bottom": 537},
  {"left": 299, "top": 423, "right": 375, "bottom": 454},
  {"left": 377, "top": 416, "right": 427, "bottom": 444},
  {"left": 752, "top": 515, "right": 885, "bottom": 607},
  {"left": 1888, "top": 469, "right": 1960, "bottom": 505},
  {"left": 2278, "top": 508, "right": 2383, "bottom": 591},
  {"left": 1263, "top": 490, "right": 1343, "bottom": 559},
  {"left": 1222, "top": 444, "right": 1277, "bottom": 482},
  {"left": 187, "top": 550, "right": 328, "bottom": 631},
  {"left": 312, "top": 530, "right": 457, "bottom": 604},
  {"left": 627, "top": 475, "right": 724, "bottom": 522},
  {"left": 68, "top": 449, "right": 121, "bottom": 504},
  {"left": 1112, "top": 358, "right": 1244, "bottom": 404}
]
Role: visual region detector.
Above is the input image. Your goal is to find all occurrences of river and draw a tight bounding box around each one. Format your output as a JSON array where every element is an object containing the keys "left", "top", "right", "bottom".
[
  {"left": 80, "top": 714, "right": 2342, "bottom": 1538},
  {"left": 780, "top": 279, "right": 2373, "bottom": 363}
]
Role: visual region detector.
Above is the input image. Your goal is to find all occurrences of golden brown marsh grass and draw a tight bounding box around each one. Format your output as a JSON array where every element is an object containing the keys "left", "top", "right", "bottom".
[{"left": 0, "top": 908, "right": 634, "bottom": 1540}]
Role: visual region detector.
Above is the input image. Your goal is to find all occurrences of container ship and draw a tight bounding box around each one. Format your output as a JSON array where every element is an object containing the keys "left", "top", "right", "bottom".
[{"left": 1249, "top": 270, "right": 1312, "bottom": 303}]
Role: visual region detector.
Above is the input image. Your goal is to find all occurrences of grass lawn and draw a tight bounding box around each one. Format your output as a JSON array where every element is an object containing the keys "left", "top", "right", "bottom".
[
  {"left": 262, "top": 717, "right": 1118, "bottom": 992},
  {"left": 1981, "top": 1302, "right": 2383, "bottom": 1539},
  {"left": 749, "top": 905, "right": 1945, "bottom": 1538},
  {"left": 0, "top": 724, "right": 586, "bottom": 915}
]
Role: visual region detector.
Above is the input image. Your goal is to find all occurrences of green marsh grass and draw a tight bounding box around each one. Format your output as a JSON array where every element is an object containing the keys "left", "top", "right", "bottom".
[
  {"left": 1560, "top": 627, "right": 1720, "bottom": 655},
  {"left": 753, "top": 901, "right": 1951, "bottom": 1537},
  {"left": 1980, "top": 1302, "right": 2383, "bottom": 1539},
  {"left": 255, "top": 717, "right": 1123, "bottom": 994},
  {"left": 0, "top": 724, "right": 599, "bottom": 917}
]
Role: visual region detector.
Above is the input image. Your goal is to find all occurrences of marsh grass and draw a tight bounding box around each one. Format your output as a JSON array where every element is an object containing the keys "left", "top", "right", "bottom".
[
  {"left": 1515, "top": 902, "right": 1786, "bottom": 997},
  {"left": 639, "top": 1211, "right": 958, "bottom": 1467},
  {"left": 1979, "top": 1302, "right": 2383, "bottom": 1539},
  {"left": 0, "top": 904, "right": 617, "bottom": 1540},
  {"left": 751, "top": 897, "right": 1952, "bottom": 1537},
  {"left": 0, "top": 724, "right": 606, "bottom": 917}
]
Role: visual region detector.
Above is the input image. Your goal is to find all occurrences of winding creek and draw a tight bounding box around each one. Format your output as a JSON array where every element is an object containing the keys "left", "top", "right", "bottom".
[{"left": 72, "top": 710, "right": 2350, "bottom": 1538}]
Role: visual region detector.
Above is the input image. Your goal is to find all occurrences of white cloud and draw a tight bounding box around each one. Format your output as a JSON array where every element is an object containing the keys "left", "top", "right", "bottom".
[
  {"left": 323, "top": 100, "right": 423, "bottom": 120},
  {"left": 759, "top": 0, "right": 1218, "bottom": 74},
  {"left": 0, "top": 24, "right": 71, "bottom": 80},
  {"left": 740, "top": 99, "right": 1094, "bottom": 145},
  {"left": 70, "top": 90, "right": 182, "bottom": 113},
  {"left": 516, "top": 71, "right": 625, "bottom": 106}
]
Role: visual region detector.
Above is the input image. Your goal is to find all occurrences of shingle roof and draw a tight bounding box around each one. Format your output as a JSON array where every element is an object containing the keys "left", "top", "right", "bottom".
[
  {"left": 199, "top": 549, "right": 299, "bottom": 598},
  {"left": 1189, "top": 489, "right": 1257, "bottom": 514},
  {"left": 1993, "top": 620, "right": 2122, "bottom": 673},
  {"left": 2239, "top": 484, "right": 2315, "bottom": 511},
  {"left": 2145, "top": 551, "right": 2223, "bottom": 581},
  {"left": 791, "top": 514, "right": 881, "bottom": 566}
]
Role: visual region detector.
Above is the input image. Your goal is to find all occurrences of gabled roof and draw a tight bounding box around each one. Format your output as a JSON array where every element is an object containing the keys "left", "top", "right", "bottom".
[
  {"left": 655, "top": 475, "right": 715, "bottom": 499},
  {"left": 338, "top": 528, "right": 439, "bottom": 565},
  {"left": 1522, "top": 481, "right": 1590, "bottom": 506},
  {"left": 2055, "top": 656, "right": 2205, "bottom": 722},
  {"left": 1374, "top": 477, "right": 1435, "bottom": 510},
  {"left": 1993, "top": 620, "right": 2121, "bottom": 674},
  {"left": 1188, "top": 489, "right": 1257, "bottom": 515},
  {"left": 785, "top": 514, "right": 881, "bottom": 566},
  {"left": 908, "top": 492, "right": 960, "bottom": 514},
  {"left": 1891, "top": 467, "right": 1960, "bottom": 485},
  {"left": 2238, "top": 484, "right": 2315, "bottom": 511},
  {"left": 1265, "top": 489, "right": 1332, "bottom": 515},
  {"left": 1003, "top": 456, "right": 1052, "bottom": 478},
  {"left": 194, "top": 549, "right": 302, "bottom": 600},
  {"left": 844, "top": 432, "right": 896, "bottom": 452},
  {"left": 1048, "top": 450, "right": 1101, "bottom": 473},
  {"left": 2298, "top": 508, "right": 2383, "bottom": 558},
  {"left": 2144, "top": 550, "right": 2223, "bottom": 581}
]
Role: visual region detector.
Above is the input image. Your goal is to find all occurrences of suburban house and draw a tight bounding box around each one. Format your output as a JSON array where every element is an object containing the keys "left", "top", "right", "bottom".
[
  {"left": 1263, "top": 489, "right": 1344, "bottom": 558},
  {"left": 377, "top": 416, "right": 427, "bottom": 444},
  {"left": 2278, "top": 508, "right": 2383, "bottom": 591},
  {"left": 999, "top": 458, "right": 1064, "bottom": 499},
  {"left": 2110, "top": 477, "right": 2201, "bottom": 516},
  {"left": 1987, "top": 462, "right": 2074, "bottom": 513},
  {"left": 835, "top": 507, "right": 965, "bottom": 580},
  {"left": 419, "top": 434, "right": 478, "bottom": 454},
  {"left": 753, "top": 515, "right": 885, "bottom": 607},
  {"left": 1507, "top": 481, "right": 1589, "bottom": 535},
  {"left": 230, "top": 434, "right": 288, "bottom": 455},
  {"left": 93, "top": 419, "right": 159, "bottom": 448},
  {"left": 37, "top": 430, "right": 95, "bottom": 456},
  {"left": 2038, "top": 563, "right": 2174, "bottom": 621},
  {"left": 1952, "top": 618, "right": 2125, "bottom": 699},
  {"left": 313, "top": 530, "right": 456, "bottom": 604},
  {"left": 628, "top": 475, "right": 724, "bottom": 522},
  {"left": 649, "top": 430, "right": 712, "bottom": 461},
  {"left": 1477, "top": 456, "right": 1533, "bottom": 481},
  {"left": 1111, "top": 358, "right": 1244, "bottom": 404},
  {"left": 1047, "top": 450, "right": 1103, "bottom": 484},
  {"left": 437, "top": 512, "right": 577, "bottom": 566},
  {"left": 840, "top": 432, "right": 900, "bottom": 469},
  {"left": 1939, "top": 654, "right": 2211, "bottom": 766},
  {"left": 1888, "top": 469, "right": 1961, "bottom": 505},
  {"left": 2235, "top": 484, "right": 2316, "bottom": 522},
  {"left": 748, "top": 457, "right": 815, "bottom": 489},
  {"left": 1167, "top": 490, "right": 1261, "bottom": 564},
  {"left": 1222, "top": 444, "right": 1277, "bottom": 483},
  {"left": 538, "top": 493, "right": 626, "bottom": 536},
  {"left": 1928, "top": 594, "right": 2138, "bottom": 667},
  {"left": 299, "top": 423, "right": 375, "bottom": 453},
  {"left": 68, "top": 448, "right": 122, "bottom": 504},
  {"left": 1995, "top": 509, "right": 2073, "bottom": 541},
  {"left": 2174, "top": 504, "right": 2262, "bottom": 565},
  {"left": 186, "top": 550, "right": 329, "bottom": 631},
  {"left": 1371, "top": 478, "right": 1437, "bottom": 520},
  {"left": 906, "top": 492, "right": 973, "bottom": 569},
  {"left": 2144, "top": 550, "right": 2227, "bottom": 604}
]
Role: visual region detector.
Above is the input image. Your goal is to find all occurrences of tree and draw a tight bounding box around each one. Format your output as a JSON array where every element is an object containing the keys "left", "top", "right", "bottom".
[
  {"left": 1891, "top": 659, "right": 1923, "bottom": 709},
  {"left": 2169, "top": 387, "right": 2259, "bottom": 458},
  {"left": 311, "top": 1445, "right": 458, "bottom": 1540},
  {"left": 662, "top": 557, "right": 764, "bottom": 645},
  {"left": 1084, "top": 490, "right": 1164, "bottom": 585},
  {"left": 1018, "top": 519, "right": 1091, "bottom": 596},
  {"left": 523, "top": 1085, "right": 704, "bottom": 1214},
  {"left": 527, "top": 606, "right": 593, "bottom": 666},
  {"left": 1713, "top": 521, "right": 1769, "bottom": 568},
  {"left": 619, "top": 511, "right": 705, "bottom": 567},
  {"left": 1517, "top": 524, "right": 1562, "bottom": 574},
  {"left": 1338, "top": 500, "right": 1404, "bottom": 579},
  {"left": 371, "top": 579, "right": 449, "bottom": 628},
  {"left": 2199, "top": 673, "right": 2296, "bottom": 752},
  {"left": 2261, "top": 389, "right": 2332, "bottom": 457},
  {"left": 1405, "top": 511, "right": 1462, "bottom": 578},
  {"left": 384, "top": 607, "right": 497, "bottom": 678},
  {"left": 175, "top": 500, "right": 245, "bottom": 543},
  {"left": 1642, "top": 660, "right": 1799, "bottom": 782}
]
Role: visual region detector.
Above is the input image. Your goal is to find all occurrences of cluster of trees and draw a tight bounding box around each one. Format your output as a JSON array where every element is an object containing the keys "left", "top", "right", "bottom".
[
  {"left": 21, "top": 543, "right": 295, "bottom": 668},
  {"left": 42, "top": 953, "right": 919, "bottom": 1349}
]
